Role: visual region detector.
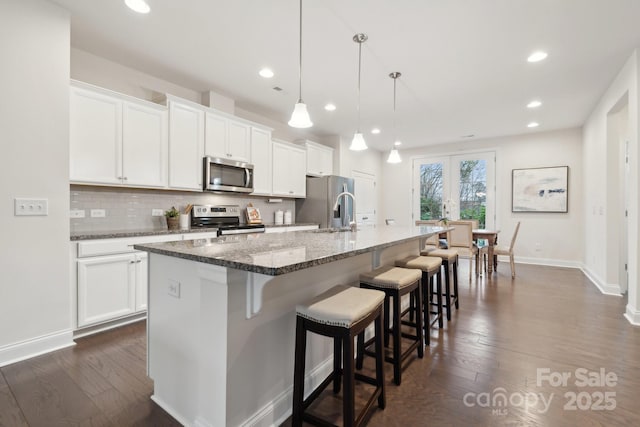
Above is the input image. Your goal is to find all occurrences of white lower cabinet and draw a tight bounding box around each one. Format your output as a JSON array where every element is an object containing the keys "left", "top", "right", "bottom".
[{"left": 77, "top": 252, "right": 140, "bottom": 327}]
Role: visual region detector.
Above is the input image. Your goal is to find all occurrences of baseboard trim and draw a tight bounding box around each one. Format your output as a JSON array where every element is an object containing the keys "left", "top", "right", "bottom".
[
  {"left": 73, "top": 313, "right": 146, "bottom": 339},
  {"left": 580, "top": 265, "right": 623, "bottom": 296},
  {"left": 0, "top": 329, "right": 75, "bottom": 368},
  {"left": 624, "top": 306, "right": 640, "bottom": 326},
  {"left": 241, "top": 356, "right": 333, "bottom": 427},
  {"left": 512, "top": 256, "right": 581, "bottom": 269}
]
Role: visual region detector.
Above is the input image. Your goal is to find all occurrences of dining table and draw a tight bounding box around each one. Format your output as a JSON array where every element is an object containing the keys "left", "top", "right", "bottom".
[{"left": 473, "top": 228, "right": 500, "bottom": 276}]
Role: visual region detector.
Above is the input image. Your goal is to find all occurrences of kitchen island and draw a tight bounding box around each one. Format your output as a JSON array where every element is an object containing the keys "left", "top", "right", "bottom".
[{"left": 134, "top": 225, "right": 442, "bottom": 427}]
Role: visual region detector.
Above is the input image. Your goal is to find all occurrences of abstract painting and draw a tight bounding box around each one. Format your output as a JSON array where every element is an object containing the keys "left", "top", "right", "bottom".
[{"left": 512, "top": 166, "right": 568, "bottom": 212}]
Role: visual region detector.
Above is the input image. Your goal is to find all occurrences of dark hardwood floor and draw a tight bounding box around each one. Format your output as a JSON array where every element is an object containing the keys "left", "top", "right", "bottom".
[{"left": 1, "top": 263, "right": 639, "bottom": 426}]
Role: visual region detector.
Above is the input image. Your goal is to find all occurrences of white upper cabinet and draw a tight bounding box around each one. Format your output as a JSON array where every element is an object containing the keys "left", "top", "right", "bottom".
[
  {"left": 250, "top": 127, "right": 272, "bottom": 196},
  {"left": 272, "top": 140, "right": 306, "bottom": 198},
  {"left": 70, "top": 85, "right": 123, "bottom": 185},
  {"left": 168, "top": 98, "right": 205, "bottom": 191},
  {"left": 301, "top": 140, "right": 334, "bottom": 176},
  {"left": 205, "top": 112, "right": 250, "bottom": 162},
  {"left": 70, "top": 81, "right": 168, "bottom": 188},
  {"left": 122, "top": 102, "right": 168, "bottom": 187}
]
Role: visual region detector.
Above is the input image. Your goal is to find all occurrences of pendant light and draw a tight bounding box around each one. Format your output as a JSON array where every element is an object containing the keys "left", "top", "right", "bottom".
[
  {"left": 350, "top": 33, "right": 368, "bottom": 151},
  {"left": 288, "top": 0, "right": 313, "bottom": 128},
  {"left": 386, "top": 72, "right": 402, "bottom": 164}
]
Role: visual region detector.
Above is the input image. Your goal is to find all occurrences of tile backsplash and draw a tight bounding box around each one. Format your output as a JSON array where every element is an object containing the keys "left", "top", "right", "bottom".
[{"left": 70, "top": 185, "right": 296, "bottom": 233}]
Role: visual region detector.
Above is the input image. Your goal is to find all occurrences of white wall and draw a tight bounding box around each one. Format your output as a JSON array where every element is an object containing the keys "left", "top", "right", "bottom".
[
  {"left": 0, "top": 0, "right": 72, "bottom": 364},
  {"left": 381, "top": 128, "right": 584, "bottom": 266},
  {"left": 582, "top": 50, "right": 639, "bottom": 321}
]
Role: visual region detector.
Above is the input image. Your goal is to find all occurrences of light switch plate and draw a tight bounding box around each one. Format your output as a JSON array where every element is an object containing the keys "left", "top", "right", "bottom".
[
  {"left": 152, "top": 209, "right": 164, "bottom": 217},
  {"left": 15, "top": 198, "right": 48, "bottom": 216},
  {"left": 168, "top": 280, "right": 181, "bottom": 298}
]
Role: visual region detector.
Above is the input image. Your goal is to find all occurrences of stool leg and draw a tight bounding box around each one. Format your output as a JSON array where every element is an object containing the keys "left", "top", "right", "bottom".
[
  {"left": 392, "top": 292, "right": 402, "bottom": 385},
  {"left": 415, "top": 281, "right": 424, "bottom": 358},
  {"left": 436, "top": 273, "right": 443, "bottom": 329},
  {"left": 443, "top": 269, "right": 451, "bottom": 321},
  {"left": 333, "top": 337, "right": 342, "bottom": 393},
  {"left": 421, "top": 276, "right": 430, "bottom": 347},
  {"left": 374, "top": 310, "right": 386, "bottom": 409},
  {"left": 453, "top": 259, "right": 459, "bottom": 309},
  {"left": 342, "top": 334, "right": 355, "bottom": 427},
  {"left": 292, "top": 317, "right": 306, "bottom": 427},
  {"left": 384, "top": 295, "right": 390, "bottom": 347},
  {"left": 443, "top": 260, "right": 451, "bottom": 317},
  {"left": 356, "top": 331, "right": 364, "bottom": 370}
]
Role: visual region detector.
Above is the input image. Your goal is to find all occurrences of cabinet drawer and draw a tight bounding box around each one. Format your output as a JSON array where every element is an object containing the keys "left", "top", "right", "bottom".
[{"left": 77, "top": 234, "right": 182, "bottom": 257}]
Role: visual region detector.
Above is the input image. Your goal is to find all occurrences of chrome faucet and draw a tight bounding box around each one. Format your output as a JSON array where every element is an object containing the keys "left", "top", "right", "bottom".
[{"left": 333, "top": 191, "right": 357, "bottom": 231}]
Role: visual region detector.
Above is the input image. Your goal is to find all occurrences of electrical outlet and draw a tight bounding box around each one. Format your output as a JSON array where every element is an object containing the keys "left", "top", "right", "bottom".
[
  {"left": 534, "top": 243, "right": 542, "bottom": 252},
  {"left": 15, "top": 198, "right": 48, "bottom": 216},
  {"left": 70, "top": 209, "right": 85, "bottom": 218},
  {"left": 152, "top": 209, "right": 164, "bottom": 216},
  {"left": 168, "top": 280, "right": 181, "bottom": 298},
  {"left": 90, "top": 209, "right": 106, "bottom": 218}
]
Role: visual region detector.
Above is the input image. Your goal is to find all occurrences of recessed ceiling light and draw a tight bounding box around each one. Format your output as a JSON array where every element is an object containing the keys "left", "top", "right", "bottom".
[
  {"left": 527, "top": 51, "right": 548, "bottom": 63},
  {"left": 371, "top": 128, "right": 381, "bottom": 134},
  {"left": 124, "top": 0, "right": 150, "bottom": 14},
  {"left": 324, "top": 103, "right": 336, "bottom": 111},
  {"left": 259, "top": 68, "right": 274, "bottom": 78},
  {"left": 394, "top": 140, "right": 402, "bottom": 146},
  {"left": 527, "top": 122, "right": 540, "bottom": 128}
]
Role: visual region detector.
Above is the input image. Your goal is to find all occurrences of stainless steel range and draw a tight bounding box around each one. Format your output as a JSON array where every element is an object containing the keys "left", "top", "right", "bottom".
[{"left": 191, "top": 205, "right": 265, "bottom": 236}]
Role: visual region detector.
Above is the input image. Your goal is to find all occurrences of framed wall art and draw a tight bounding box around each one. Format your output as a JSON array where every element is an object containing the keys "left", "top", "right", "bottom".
[{"left": 512, "top": 166, "right": 568, "bottom": 213}]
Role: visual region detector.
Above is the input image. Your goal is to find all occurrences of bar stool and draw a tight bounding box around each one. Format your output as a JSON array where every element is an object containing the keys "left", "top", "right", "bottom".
[
  {"left": 395, "top": 256, "right": 444, "bottom": 332},
  {"left": 358, "top": 266, "right": 423, "bottom": 385},
  {"left": 293, "top": 285, "right": 386, "bottom": 427},
  {"left": 422, "top": 248, "right": 460, "bottom": 317}
]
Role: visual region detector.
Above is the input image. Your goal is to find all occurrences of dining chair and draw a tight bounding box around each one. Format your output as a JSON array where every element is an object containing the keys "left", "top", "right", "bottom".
[
  {"left": 487, "top": 222, "right": 520, "bottom": 279},
  {"left": 447, "top": 220, "right": 479, "bottom": 281}
]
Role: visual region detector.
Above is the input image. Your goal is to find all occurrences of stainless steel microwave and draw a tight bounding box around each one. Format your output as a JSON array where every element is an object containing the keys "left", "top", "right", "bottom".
[{"left": 203, "top": 156, "right": 254, "bottom": 193}]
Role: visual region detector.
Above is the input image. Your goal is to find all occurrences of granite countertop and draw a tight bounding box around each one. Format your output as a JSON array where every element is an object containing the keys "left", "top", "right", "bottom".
[
  {"left": 70, "top": 223, "right": 319, "bottom": 241},
  {"left": 134, "top": 225, "right": 444, "bottom": 276}
]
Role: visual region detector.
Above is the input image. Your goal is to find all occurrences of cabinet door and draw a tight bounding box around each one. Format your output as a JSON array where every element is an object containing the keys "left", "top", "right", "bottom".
[
  {"left": 77, "top": 253, "right": 136, "bottom": 327},
  {"left": 123, "top": 102, "right": 168, "bottom": 188},
  {"left": 227, "top": 120, "right": 251, "bottom": 161},
  {"left": 250, "top": 128, "right": 272, "bottom": 195},
  {"left": 306, "top": 143, "right": 333, "bottom": 176},
  {"left": 70, "top": 86, "right": 122, "bottom": 184},
  {"left": 272, "top": 142, "right": 291, "bottom": 196},
  {"left": 168, "top": 102, "right": 205, "bottom": 190},
  {"left": 135, "top": 252, "right": 148, "bottom": 312},
  {"left": 289, "top": 146, "right": 307, "bottom": 197},
  {"left": 272, "top": 142, "right": 306, "bottom": 197},
  {"left": 204, "top": 112, "right": 227, "bottom": 158}
]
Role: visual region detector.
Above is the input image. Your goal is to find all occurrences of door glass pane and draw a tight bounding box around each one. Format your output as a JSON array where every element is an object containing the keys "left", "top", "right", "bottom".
[
  {"left": 419, "top": 163, "right": 444, "bottom": 220},
  {"left": 458, "top": 160, "right": 487, "bottom": 228}
]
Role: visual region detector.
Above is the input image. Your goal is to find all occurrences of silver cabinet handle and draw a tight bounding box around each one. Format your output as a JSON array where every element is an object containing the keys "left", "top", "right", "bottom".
[{"left": 123, "top": 177, "right": 128, "bottom": 181}]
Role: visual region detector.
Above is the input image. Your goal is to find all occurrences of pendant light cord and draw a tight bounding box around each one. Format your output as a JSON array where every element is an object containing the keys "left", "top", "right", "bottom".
[
  {"left": 393, "top": 74, "right": 397, "bottom": 142},
  {"left": 356, "top": 40, "right": 362, "bottom": 132},
  {"left": 297, "top": 0, "right": 303, "bottom": 102}
]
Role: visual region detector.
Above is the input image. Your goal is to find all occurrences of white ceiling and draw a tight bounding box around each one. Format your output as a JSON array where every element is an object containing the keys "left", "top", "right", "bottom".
[{"left": 53, "top": 0, "right": 640, "bottom": 151}]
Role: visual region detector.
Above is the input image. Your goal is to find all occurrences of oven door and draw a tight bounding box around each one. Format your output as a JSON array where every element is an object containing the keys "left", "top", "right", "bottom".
[{"left": 204, "top": 157, "right": 254, "bottom": 193}]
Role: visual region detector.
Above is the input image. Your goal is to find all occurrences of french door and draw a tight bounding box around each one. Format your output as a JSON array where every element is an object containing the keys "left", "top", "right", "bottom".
[{"left": 412, "top": 152, "right": 495, "bottom": 229}]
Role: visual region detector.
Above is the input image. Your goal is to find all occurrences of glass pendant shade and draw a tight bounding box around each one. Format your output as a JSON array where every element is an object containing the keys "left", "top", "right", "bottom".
[
  {"left": 288, "top": 101, "right": 313, "bottom": 128},
  {"left": 350, "top": 132, "right": 367, "bottom": 151},
  {"left": 387, "top": 147, "right": 401, "bottom": 163}
]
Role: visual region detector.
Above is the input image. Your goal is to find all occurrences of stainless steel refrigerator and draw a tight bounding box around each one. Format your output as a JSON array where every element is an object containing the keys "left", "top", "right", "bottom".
[{"left": 295, "top": 175, "right": 355, "bottom": 229}]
